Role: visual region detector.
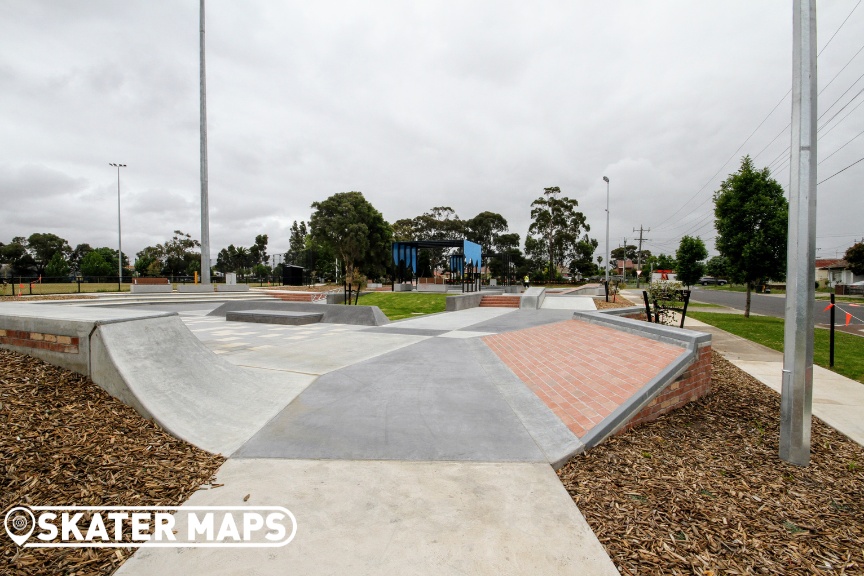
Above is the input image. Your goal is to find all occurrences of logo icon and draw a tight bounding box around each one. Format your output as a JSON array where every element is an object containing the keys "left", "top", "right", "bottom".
[{"left": 4, "top": 506, "right": 36, "bottom": 547}]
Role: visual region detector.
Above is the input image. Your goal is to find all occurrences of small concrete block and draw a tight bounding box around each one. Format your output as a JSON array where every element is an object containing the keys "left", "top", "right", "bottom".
[{"left": 226, "top": 310, "right": 323, "bottom": 326}]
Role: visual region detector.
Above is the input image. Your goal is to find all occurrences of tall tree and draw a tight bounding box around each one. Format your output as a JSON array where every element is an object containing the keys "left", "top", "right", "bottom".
[
  {"left": 655, "top": 253, "right": 677, "bottom": 271},
  {"left": 527, "top": 187, "right": 589, "bottom": 282},
  {"left": 0, "top": 240, "right": 36, "bottom": 276},
  {"left": 571, "top": 235, "right": 599, "bottom": 277},
  {"left": 310, "top": 191, "right": 392, "bottom": 284},
  {"left": 286, "top": 221, "right": 308, "bottom": 265},
  {"left": 844, "top": 242, "right": 864, "bottom": 276},
  {"left": 250, "top": 234, "right": 268, "bottom": 266},
  {"left": 70, "top": 244, "right": 93, "bottom": 274},
  {"left": 675, "top": 236, "right": 708, "bottom": 287},
  {"left": 705, "top": 255, "right": 730, "bottom": 279},
  {"left": 714, "top": 156, "right": 788, "bottom": 317},
  {"left": 465, "top": 211, "right": 508, "bottom": 255},
  {"left": 80, "top": 250, "right": 114, "bottom": 277},
  {"left": 27, "top": 233, "right": 71, "bottom": 275},
  {"left": 45, "top": 252, "right": 70, "bottom": 279}
]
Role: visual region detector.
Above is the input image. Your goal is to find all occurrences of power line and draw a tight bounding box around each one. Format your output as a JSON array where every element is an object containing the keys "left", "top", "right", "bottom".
[
  {"left": 819, "top": 127, "right": 864, "bottom": 165},
  {"left": 818, "top": 155, "right": 864, "bottom": 185},
  {"left": 818, "top": 0, "right": 862, "bottom": 57}
]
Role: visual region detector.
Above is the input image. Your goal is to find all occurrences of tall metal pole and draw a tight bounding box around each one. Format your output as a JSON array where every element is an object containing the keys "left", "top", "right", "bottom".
[
  {"left": 109, "top": 163, "right": 126, "bottom": 290},
  {"left": 199, "top": 0, "right": 211, "bottom": 284},
  {"left": 780, "top": 0, "right": 817, "bottom": 466},
  {"left": 603, "top": 176, "right": 610, "bottom": 283}
]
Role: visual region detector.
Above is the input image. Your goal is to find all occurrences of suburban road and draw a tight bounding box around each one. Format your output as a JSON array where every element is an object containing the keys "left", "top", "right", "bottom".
[{"left": 687, "top": 287, "right": 864, "bottom": 337}]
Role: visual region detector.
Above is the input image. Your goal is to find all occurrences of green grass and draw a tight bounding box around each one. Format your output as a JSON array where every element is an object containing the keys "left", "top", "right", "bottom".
[
  {"left": 356, "top": 292, "right": 448, "bottom": 321},
  {"left": 688, "top": 311, "right": 864, "bottom": 383},
  {"left": 686, "top": 301, "right": 727, "bottom": 309},
  {"left": 0, "top": 282, "right": 130, "bottom": 296}
]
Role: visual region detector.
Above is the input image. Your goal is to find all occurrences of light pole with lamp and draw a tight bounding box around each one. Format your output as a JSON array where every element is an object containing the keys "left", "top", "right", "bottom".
[
  {"left": 603, "top": 176, "right": 610, "bottom": 284},
  {"left": 109, "top": 163, "right": 126, "bottom": 291}
]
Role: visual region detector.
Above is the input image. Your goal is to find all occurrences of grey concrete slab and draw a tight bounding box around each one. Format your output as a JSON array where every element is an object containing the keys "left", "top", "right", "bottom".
[
  {"left": 210, "top": 301, "right": 390, "bottom": 326},
  {"left": 472, "top": 340, "right": 584, "bottom": 467},
  {"left": 226, "top": 309, "right": 323, "bottom": 325},
  {"left": 375, "top": 307, "right": 516, "bottom": 331},
  {"left": 234, "top": 337, "right": 547, "bottom": 462},
  {"left": 541, "top": 295, "right": 598, "bottom": 310},
  {"left": 520, "top": 286, "right": 546, "bottom": 309},
  {"left": 196, "top": 326, "right": 430, "bottom": 376},
  {"left": 456, "top": 309, "right": 575, "bottom": 333},
  {"left": 361, "top": 326, "right": 448, "bottom": 337},
  {"left": 116, "top": 459, "right": 619, "bottom": 576}
]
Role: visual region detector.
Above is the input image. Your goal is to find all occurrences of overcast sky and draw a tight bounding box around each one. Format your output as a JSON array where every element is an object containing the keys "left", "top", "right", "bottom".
[{"left": 1, "top": 1, "right": 861, "bottom": 265}]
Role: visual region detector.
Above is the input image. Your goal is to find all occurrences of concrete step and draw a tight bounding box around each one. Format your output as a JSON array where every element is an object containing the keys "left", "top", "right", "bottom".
[{"left": 479, "top": 296, "right": 521, "bottom": 308}]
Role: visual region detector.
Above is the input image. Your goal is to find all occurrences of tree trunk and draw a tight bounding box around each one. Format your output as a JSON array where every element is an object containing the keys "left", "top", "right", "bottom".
[{"left": 745, "top": 282, "right": 752, "bottom": 318}]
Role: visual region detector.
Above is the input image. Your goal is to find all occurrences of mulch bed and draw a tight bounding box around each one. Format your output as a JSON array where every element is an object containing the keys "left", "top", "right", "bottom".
[
  {"left": 559, "top": 352, "right": 864, "bottom": 575},
  {"left": 0, "top": 349, "right": 225, "bottom": 575},
  {"left": 593, "top": 296, "right": 636, "bottom": 310}
]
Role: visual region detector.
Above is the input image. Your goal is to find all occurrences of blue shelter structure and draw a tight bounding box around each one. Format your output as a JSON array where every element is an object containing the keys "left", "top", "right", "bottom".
[{"left": 391, "top": 239, "right": 483, "bottom": 292}]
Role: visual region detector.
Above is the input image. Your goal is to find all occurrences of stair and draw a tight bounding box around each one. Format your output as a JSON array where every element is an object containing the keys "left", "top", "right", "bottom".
[
  {"left": 266, "top": 291, "right": 316, "bottom": 302},
  {"left": 479, "top": 295, "right": 521, "bottom": 308}
]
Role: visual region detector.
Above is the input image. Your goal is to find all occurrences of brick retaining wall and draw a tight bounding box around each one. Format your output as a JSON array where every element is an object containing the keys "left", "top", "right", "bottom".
[{"left": 0, "top": 329, "right": 80, "bottom": 354}]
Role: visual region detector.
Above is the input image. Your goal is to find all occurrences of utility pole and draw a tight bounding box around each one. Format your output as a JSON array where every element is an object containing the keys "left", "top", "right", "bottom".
[
  {"left": 199, "top": 0, "right": 211, "bottom": 284},
  {"left": 620, "top": 237, "right": 627, "bottom": 280},
  {"left": 633, "top": 225, "right": 650, "bottom": 288},
  {"left": 780, "top": 0, "right": 817, "bottom": 466}
]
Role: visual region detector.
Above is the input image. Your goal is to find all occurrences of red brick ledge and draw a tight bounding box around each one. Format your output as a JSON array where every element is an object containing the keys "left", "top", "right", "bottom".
[{"left": 0, "top": 329, "right": 79, "bottom": 354}]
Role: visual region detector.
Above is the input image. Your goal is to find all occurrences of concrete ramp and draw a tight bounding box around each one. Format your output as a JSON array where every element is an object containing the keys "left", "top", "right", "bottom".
[
  {"left": 0, "top": 303, "right": 313, "bottom": 456},
  {"left": 89, "top": 315, "right": 313, "bottom": 455}
]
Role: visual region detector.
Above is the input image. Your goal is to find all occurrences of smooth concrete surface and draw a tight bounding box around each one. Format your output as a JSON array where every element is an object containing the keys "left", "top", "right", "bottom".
[
  {"left": 374, "top": 306, "right": 516, "bottom": 331},
  {"left": 210, "top": 300, "right": 390, "bottom": 326},
  {"left": 456, "top": 309, "right": 576, "bottom": 334},
  {"left": 685, "top": 316, "right": 864, "bottom": 447},
  {"left": 130, "top": 284, "right": 172, "bottom": 293},
  {"left": 184, "top": 316, "right": 427, "bottom": 375},
  {"left": 226, "top": 309, "right": 323, "bottom": 325},
  {"left": 215, "top": 284, "right": 250, "bottom": 292},
  {"left": 116, "top": 459, "right": 619, "bottom": 576},
  {"left": 541, "top": 295, "right": 598, "bottom": 310},
  {"left": 234, "top": 337, "right": 548, "bottom": 462},
  {"left": 90, "top": 315, "right": 315, "bottom": 455},
  {"left": 520, "top": 286, "right": 546, "bottom": 309},
  {"left": 177, "top": 284, "right": 214, "bottom": 293}
]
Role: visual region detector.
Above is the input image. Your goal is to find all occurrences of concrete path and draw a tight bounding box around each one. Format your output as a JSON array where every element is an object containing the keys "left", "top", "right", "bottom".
[
  {"left": 684, "top": 316, "right": 864, "bottom": 447},
  {"left": 116, "top": 460, "right": 618, "bottom": 576}
]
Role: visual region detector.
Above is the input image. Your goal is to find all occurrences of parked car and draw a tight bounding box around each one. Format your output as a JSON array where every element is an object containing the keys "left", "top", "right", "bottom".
[{"left": 699, "top": 276, "right": 727, "bottom": 286}]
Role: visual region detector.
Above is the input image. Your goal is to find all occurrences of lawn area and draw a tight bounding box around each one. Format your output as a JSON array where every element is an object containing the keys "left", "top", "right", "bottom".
[
  {"left": 0, "top": 282, "right": 130, "bottom": 296},
  {"left": 685, "top": 301, "right": 727, "bottom": 308},
  {"left": 356, "top": 292, "right": 447, "bottom": 320},
  {"left": 688, "top": 311, "right": 864, "bottom": 383}
]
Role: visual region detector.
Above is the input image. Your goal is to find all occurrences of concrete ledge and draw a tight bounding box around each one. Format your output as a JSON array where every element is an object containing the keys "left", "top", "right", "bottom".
[
  {"left": 215, "top": 284, "right": 250, "bottom": 292},
  {"left": 417, "top": 283, "right": 449, "bottom": 293},
  {"left": 504, "top": 285, "right": 522, "bottom": 294},
  {"left": 226, "top": 310, "right": 323, "bottom": 325},
  {"left": 573, "top": 308, "right": 711, "bottom": 349},
  {"left": 177, "top": 284, "right": 215, "bottom": 293},
  {"left": 445, "top": 291, "right": 503, "bottom": 312},
  {"left": 130, "top": 284, "right": 172, "bottom": 294},
  {"left": 209, "top": 301, "right": 389, "bottom": 326},
  {"left": 520, "top": 287, "right": 546, "bottom": 309},
  {"left": 393, "top": 283, "right": 414, "bottom": 292}
]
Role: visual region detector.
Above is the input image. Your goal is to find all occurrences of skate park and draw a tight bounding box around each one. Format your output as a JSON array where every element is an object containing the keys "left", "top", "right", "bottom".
[{"left": 0, "top": 285, "right": 715, "bottom": 574}]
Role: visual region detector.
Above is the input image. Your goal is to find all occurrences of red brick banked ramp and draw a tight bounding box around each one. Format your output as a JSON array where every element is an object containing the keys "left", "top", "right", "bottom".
[{"left": 483, "top": 315, "right": 712, "bottom": 451}]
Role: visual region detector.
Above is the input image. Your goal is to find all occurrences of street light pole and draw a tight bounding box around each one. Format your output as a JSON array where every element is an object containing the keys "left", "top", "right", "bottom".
[
  {"left": 199, "top": 0, "right": 211, "bottom": 284},
  {"left": 603, "top": 176, "right": 610, "bottom": 283},
  {"left": 109, "top": 163, "right": 126, "bottom": 291}
]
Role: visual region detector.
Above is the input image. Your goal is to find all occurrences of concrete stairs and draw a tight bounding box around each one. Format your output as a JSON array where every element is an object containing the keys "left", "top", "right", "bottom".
[{"left": 479, "top": 295, "right": 521, "bottom": 308}]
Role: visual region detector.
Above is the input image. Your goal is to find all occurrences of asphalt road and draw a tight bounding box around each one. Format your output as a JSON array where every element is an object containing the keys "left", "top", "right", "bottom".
[{"left": 688, "top": 287, "right": 864, "bottom": 335}]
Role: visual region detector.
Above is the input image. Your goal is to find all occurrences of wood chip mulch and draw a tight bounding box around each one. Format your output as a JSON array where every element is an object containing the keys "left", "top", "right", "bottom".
[
  {"left": 559, "top": 352, "right": 864, "bottom": 575},
  {"left": 593, "top": 296, "right": 636, "bottom": 310},
  {"left": 0, "top": 349, "right": 225, "bottom": 575}
]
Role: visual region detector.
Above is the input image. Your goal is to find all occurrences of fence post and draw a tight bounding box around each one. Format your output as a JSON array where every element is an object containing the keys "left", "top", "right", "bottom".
[
  {"left": 830, "top": 293, "right": 835, "bottom": 367},
  {"left": 642, "top": 290, "right": 652, "bottom": 322}
]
